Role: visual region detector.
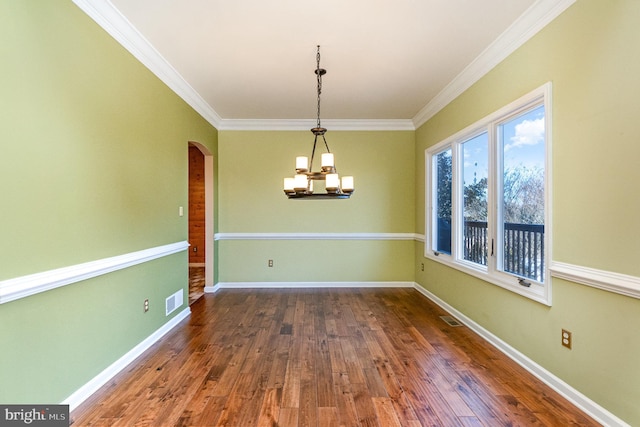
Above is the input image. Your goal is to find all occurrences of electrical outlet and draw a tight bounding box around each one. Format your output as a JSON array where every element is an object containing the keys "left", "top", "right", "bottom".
[
  {"left": 268, "top": 259, "right": 274, "bottom": 267},
  {"left": 421, "top": 263, "right": 424, "bottom": 271},
  {"left": 562, "top": 329, "right": 572, "bottom": 349},
  {"left": 144, "top": 299, "right": 149, "bottom": 313}
]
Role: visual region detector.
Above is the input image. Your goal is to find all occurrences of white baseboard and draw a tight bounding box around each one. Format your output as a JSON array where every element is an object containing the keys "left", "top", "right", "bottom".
[
  {"left": 213, "top": 281, "right": 415, "bottom": 289},
  {"left": 412, "top": 283, "right": 629, "bottom": 427},
  {"left": 204, "top": 285, "right": 220, "bottom": 293},
  {"left": 63, "top": 307, "right": 191, "bottom": 411}
]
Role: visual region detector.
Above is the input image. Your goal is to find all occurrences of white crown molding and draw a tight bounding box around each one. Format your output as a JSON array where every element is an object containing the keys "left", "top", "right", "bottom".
[
  {"left": 551, "top": 261, "right": 640, "bottom": 300},
  {"left": 72, "top": 0, "right": 413, "bottom": 132},
  {"left": 217, "top": 119, "right": 416, "bottom": 131},
  {"left": 63, "top": 307, "right": 190, "bottom": 411},
  {"left": 74, "top": 0, "right": 575, "bottom": 131},
  {"left": 413, "top": 284, "right": 630, "bottom": 427},
  {"left": 0, "top": 241, "right": 189, "bottom": 304},
  {"left": 72, "top": 0, "right": 222, "bottom": 129},
  {"left": 214, "top": 232, "right": 421, "bottom": 241},
  {"left": 412, "top": 0, "right": 576, "bottom": 128}
]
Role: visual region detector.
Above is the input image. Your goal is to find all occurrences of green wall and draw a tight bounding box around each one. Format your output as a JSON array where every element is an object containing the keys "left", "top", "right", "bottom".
[
  {"left": 217, "top": 130, "right": 415, "bottom": 283},
  {"left": 219, "top": 240, "right": 414, "bottom": 283},
  {"left": 0, "top": 1, "right": 217, "bottom": 403},
  {"left": 3, "top": 0, "right": 639, "bottom": 424},
  {"left": 415, "top": 1, "right": 640, "bottom": 424}
]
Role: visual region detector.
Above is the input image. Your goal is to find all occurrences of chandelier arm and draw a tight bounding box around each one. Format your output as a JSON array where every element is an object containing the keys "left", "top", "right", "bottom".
[{"left": 321, "top": 134, "right": 331, "bottom": 155}]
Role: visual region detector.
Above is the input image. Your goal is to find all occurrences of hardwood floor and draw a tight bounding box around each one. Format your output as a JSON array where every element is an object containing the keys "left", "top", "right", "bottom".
[
  {"left": 188, "top": 266, "right": 205, "bottom": 305},
  {"left": 70, "top": 288, "right": 599, "bottom": 426}
]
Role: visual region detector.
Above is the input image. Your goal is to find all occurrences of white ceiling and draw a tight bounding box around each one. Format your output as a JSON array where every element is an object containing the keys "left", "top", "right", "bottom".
[{"left": 75, "top": 0, "right": 574, "bottom": 129}]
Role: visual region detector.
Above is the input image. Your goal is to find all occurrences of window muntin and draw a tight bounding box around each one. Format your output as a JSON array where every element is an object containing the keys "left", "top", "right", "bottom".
[{"left": 425, "top": 84, "right": 551, "bottom": 304}]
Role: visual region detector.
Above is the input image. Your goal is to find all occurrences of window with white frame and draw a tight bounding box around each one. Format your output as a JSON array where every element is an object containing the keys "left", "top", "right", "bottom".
[{"left": 425, "top": 83, "right": 551, "bottom": 305}]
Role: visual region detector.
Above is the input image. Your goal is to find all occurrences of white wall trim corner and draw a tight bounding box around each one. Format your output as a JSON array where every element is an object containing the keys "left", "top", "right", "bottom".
[
  {"left": 0, "top": 241, "right": 189, "bottom": 304},
  {"left": 63, "top": 306, "right": 190, "bottom": 411},
  {"left": 412, "top": 283, "right": 630, "bottom": 427},
  {"left": 72, "top": 0, "right": 222, "bottom": 129},
  {"left": 551, "top": 261, "right": 640, "bottom": 300}
]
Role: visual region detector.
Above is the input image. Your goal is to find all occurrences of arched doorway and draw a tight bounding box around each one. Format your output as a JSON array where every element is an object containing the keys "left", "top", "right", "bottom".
[{"left": 188, "top": 141, "right": 214, "bottom": 304}]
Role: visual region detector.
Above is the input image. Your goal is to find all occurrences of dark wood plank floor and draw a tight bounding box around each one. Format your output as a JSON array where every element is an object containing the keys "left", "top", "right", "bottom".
[
  {"left": 188, "top": 266, "right": 205, "bottom": 305},
  {"left": 71, "top": 287, "right": 599, "bottom": 426}
]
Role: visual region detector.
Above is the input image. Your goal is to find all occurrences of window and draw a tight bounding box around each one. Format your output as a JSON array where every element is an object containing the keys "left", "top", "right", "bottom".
[
  {"left": 434, "top": 148, "right": 452, "bottom": 255},
  {"left": 426, "top": 83, "right": 551, "bottom": 305},
  {"left": 462, "top": 132, "right": 488, "bottom": 266}
]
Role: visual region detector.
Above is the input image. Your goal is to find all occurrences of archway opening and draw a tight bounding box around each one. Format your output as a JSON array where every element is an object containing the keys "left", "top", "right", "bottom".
[{"left": 188, "top": 141, "right": 214, "bottom": 304}]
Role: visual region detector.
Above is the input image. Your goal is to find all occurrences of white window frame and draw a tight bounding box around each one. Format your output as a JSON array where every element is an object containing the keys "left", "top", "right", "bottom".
[{"left": 425, "top": 83, "right": 552, "bottom": 305}]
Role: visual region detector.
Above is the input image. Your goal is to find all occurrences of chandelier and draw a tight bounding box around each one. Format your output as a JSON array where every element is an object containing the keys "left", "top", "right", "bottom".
[{"left": 283, "top": 46, "right": 354, "bottom": 199}]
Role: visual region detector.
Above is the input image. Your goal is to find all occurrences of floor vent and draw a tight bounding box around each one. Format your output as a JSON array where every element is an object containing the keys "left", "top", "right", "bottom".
[
  {"left": 440, "top": 315, "right": 463, "bottom": 327},
  {"left": 165, "top": 290, "right": 184, "bottom": 316}
]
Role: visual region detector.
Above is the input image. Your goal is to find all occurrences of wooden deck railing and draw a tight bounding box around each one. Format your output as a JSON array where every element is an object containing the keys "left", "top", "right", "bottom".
[
  {"left": 460, "top": 221, "right": 545, "bottom": 282},
  {"left": 502, "top": 222, "right": 545, "bottom": 282}
]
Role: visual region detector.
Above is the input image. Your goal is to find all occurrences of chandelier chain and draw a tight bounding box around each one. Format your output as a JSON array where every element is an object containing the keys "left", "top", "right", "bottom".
[{"left": 316, "top": 46, "right": 322, "bottom": 129}]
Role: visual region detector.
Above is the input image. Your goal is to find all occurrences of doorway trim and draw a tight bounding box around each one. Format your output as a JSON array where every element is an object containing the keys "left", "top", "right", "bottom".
[{"left": 188, "top": 141, "right": 214, "bottom": 288}]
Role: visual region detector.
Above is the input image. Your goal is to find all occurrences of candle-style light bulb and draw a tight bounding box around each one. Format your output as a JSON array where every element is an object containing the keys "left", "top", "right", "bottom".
[
  {"left": 341, "top": 176, "right": 354, "bottom": 193},
  {"left": 284, "top": 177, "right": 295, "bottom": 194},
  {"left": 296, "top": 156, "right": 308, "bottom": 172},
  {"left": 321, "top": 153, "right": 335, "bottom": 172},
  {"left": 293, "top": 174, "right": 308, "bottom": 193},
  {"left": 326, "top": 173, "right": 339, "bottom": 193}
]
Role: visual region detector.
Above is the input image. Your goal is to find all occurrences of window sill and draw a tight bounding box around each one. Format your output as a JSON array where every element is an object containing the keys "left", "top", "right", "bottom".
[{"left": 424, "top": 252, "right": 551, "bottom": 306}]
